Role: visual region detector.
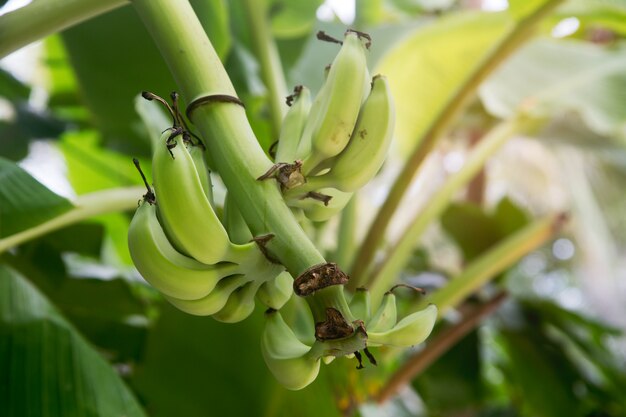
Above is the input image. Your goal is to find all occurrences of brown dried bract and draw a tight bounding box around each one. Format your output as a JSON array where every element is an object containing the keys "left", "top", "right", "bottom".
[
  {"left": 293, "top": 262, "right": 349, "bottom": 296},
  {"left": 315, "top": 308, "right": 354, "bottom": 341},
  {"left": 257, "top": 161, "right": 306, "bottom": 191}
]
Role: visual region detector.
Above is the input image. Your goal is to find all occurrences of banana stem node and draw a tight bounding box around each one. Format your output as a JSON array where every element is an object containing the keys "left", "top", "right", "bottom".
[
  {"left": 257, "top": 161, "right": 306, "bottom": 190},
  {"left": 186, "top": 94, "right": 245, "bottom": 119},
  {"left": 294, "top": 262, "right": 349, "bottom": 297},
  {"left": 315, "top": 307, "right": 355, "bottom": 341}
]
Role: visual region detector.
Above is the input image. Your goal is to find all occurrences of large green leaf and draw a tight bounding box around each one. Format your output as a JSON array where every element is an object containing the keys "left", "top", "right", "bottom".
[
  {"left": 414, "top": 331, "right": 484, "bottom": 414},
  {"left": 0, "top": 157, "right": 73, "bottom": 238},
  {"left": 479, "top": 39, "right": 626, "bottom": 141},
  {"left": 0, "top": 265, "right": 146, "bottom": 417},
  {"left": 376, "top": 1, "right": 562, "bottom": 156}
]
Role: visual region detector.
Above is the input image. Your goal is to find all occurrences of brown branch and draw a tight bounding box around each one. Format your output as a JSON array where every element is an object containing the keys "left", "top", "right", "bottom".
[{"left": 376, "top": 290, "right": 509, "bottom": 403}]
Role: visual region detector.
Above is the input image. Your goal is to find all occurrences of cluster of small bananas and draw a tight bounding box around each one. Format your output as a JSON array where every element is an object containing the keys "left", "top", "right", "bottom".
[
  {"left": 262, "top": 30, "right": 395, "bottom": 222},
  {"left": 128, "top": 97, "right": 291, "bottom": 323},
  {"left": 263, "top": 287, "right": 437, "bottom": 390},
  {"left": 128, "top": 29, "right": 437, "bottom": 391},
  {"left": 257, "top": 30, "right": 437, "bottom": 390}
]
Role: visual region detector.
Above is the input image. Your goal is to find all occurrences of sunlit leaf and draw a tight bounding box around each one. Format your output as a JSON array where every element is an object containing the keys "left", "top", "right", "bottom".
[
  {"left": 376, "top": 0, "right": 562, "bottom": 156},
  {"left": 480, "top": 39, "right": 626, "bottom": 141},
  {"left": 0, "top": 265, "right": 146, "bottom": 417},
  {"left": 0, "top": 157, "right": 73, "bottom": 238}
]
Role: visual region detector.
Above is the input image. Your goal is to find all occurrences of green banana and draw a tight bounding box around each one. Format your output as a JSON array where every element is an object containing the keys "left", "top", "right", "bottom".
[
  {"left": 128, "top": 200, "right": 239, "bottom": 300},
  {"left": 274, "top": 86, "right": 312, "bottom": 163},
  {"left": 187, "top": 142, "right": 214, "bottom": 207},
  {"left": 212, "top": 279, "right": 264, "bottom": 323},
  {"left": 261, "top": 309, "right": 321, "bottom": 391},
  {"left": 165, "top": 274, "right": 250, "bottom": 316},
  {"left": 257, "top": 271, "right": 293, "bottom": 310},
  {"left": 300, "top": 31, "right": 370, "bottom": 175},
  {"left": 223, "top": 191, "right": 253, "bottom": 244},
  {"left": 367, "top": 291, "right": 398, "bottom": 333},
  {"left": 152, "top": 129, "right": 236, "bottom": 264},
  {"left": 287, "top": 187, "right": 353, "bottom": 222},
  {"left": 303, "top": 75, "right": 395, "bottom": 192},
  {"left": 368, "top": 304, "right": 438, "bottom": 347},
  {"left": 349, "top": 288, "right": 371, "bottom": 323}
]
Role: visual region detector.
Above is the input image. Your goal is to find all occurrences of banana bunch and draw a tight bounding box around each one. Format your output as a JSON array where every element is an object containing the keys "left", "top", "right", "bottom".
[
  {"left": 265, "top": 30, "right": 395, "bottom": 223},
  {"left": 129, "top": 96, "right": 292, "bottom": 322},
  {"left": 262, "top": 287, "right": 437, "bottom": 390}
]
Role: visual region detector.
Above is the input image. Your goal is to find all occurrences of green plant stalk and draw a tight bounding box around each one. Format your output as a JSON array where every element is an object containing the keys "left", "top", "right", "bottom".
[
  {"left": 356, "top": 117, "right": 527, "bottom": 297},
  {"left": 132, "top": 0, "right": 324, "bottom": 276},
  {"left": 333, "top": 195, "right": 358, "bottom": 271},
  {"left": 350, "top": 0, "right": 565, "bottom": 282},
  {"left": 0, "top": 186, "right": 143, "bottom": 254},
  {"left": 0, "top": 0, "right": 127, "bottom": 59},
  {"left": 421, "top": 213, "right": 566, "bottom": 316},
  {"left": 241, "top": 0, "right": 288, "bottom": 138}
]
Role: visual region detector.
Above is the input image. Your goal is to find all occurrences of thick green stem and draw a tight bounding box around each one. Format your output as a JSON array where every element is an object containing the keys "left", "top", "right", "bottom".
[
  {"left": 0, "top": 186, "right": 143, "bottom": 254},
  {"left": 0, "top": 0, "right": 127, "bottom": 59},
  {"left": 241, "top": 0, "right": 288, "bottom": 138},
  {"left": 131, "top": 0, "right": 322, "bottom": 275},
  {"left": 356, "top": 117, "right": 529, "bottom": 298},
  {"left": 350, "top": 0, "right": 565, "bottom": 282}
]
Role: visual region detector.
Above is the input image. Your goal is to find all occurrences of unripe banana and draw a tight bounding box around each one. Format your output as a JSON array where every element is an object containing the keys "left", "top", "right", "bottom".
[
  {"left": 223, "top": 191, "right": 253, "bottom": 244},
  {"left": 368, "top": 304, "right": 437, "bottom": 347},
  {"left": 257, "top": 271, "right": 293, "bottom": 310},
  {"left": 304, "top": 75, "right": 395, "bottom": 192},
  {"left": 128, "top": 200, "right": 240, "bottom": 300},
  {"left": 287, "top": 188, "right": 353, "bottom": 222},
  {"left": 367, "top": 292, "right": 397, "bottom": 333},
  {"left": 261, "top": 309, "right": 320, "bottom": 391},
  {"left": 274, "top": 86, "right": 312, "bottom": 163},
  {"left": 152, "top": 130, "right": 235, "bottom": 264},
  {"left": 349, "top": 288, "right": 371, "bottom": 323},
  {"left": 212, "top": 279, "right": 264, "bottom": 323},
  {"left": 187, "top": 143, "right": 214, "bottom": 207},
  {"left": 300, "top": 32, "right": 369, "bottom": 175},
  {"left": 165, "top": 274, "right": 250, "bottom": 316}
]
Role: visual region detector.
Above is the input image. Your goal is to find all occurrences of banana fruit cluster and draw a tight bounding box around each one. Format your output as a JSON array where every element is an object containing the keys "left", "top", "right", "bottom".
[
  {"left": 262, "top": 288, "right": 437, "bottom": 390},
  {"left": 267, "top": 30, "right": 395, "bottom": 222},
  {"left": 129, "top": 123, "right": 292, "bottom": 323}
]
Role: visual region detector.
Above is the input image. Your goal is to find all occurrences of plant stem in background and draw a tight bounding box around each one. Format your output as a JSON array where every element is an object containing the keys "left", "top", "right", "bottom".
[
  {"left": 0, "top": 0, "right": 126, "bottom": 59},
  {"left": 241, "top": 0, "right": 288, "bottom": 139},
  {"left": 422, "top": 213, "right": 567, "bottom": 315},
  {"left": 350, "top": 0, "right": 565, "bottom": 282},
  {"left": 352, "top": 117, "right": 527, "bottom": 296},
  {"left": 377, "top": 291, "right": 509, "bottom": 403},
  {"left": 132, "top": 0, "right": 324, "bottom": 275},
  {"left": 0, "top": 186, "right": 143, "bottom": 254},
  {"left": 333, "top": 196, "right": 358, "bottom": 270}
]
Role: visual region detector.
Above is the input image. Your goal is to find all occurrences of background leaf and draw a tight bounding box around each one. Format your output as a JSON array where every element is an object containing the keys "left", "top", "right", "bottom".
[
  {"left": 0, "top": 265, "right": 146, "bottom": 417},
  {"left": 0, "top": 157, "right": 73, "bottom": 238},
  {"left": 479, "top": 39, "right": 626, "bottom": 141}
]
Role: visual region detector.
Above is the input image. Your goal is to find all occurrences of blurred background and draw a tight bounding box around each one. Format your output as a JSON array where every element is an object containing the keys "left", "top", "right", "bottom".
[{"left": 1, "top": 0, "right": 626, "bottom": 416}]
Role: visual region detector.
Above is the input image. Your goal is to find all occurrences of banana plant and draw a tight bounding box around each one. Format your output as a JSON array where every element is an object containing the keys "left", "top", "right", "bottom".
[{"left": 1, "top": 0, "right": 624, "bottom": 416}]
